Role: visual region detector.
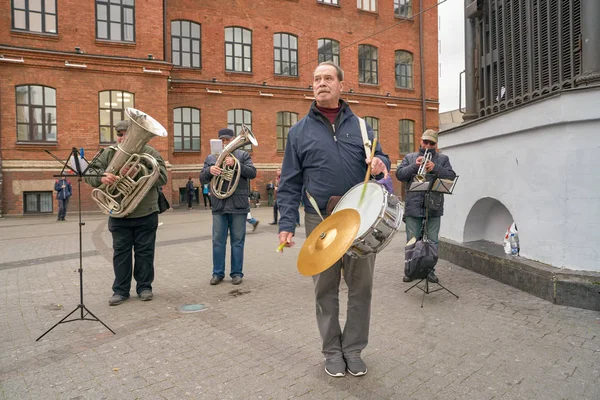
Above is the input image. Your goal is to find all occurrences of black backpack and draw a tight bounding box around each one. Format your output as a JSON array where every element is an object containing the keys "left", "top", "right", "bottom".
[{"left": 404, "top": 239, "right": 438, "bottom": 280}]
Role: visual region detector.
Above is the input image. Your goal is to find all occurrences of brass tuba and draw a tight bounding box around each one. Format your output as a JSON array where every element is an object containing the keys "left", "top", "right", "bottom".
[
  {"left": 91, "top": 108, "right": 167, "bottom": 217},
  {"left": 211, "top": 124, "right": 258, "bottom": 199}
]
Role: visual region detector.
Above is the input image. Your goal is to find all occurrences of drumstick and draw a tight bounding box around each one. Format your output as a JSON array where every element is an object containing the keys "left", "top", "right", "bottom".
[
  {"left": 359, "top": 138, "right": 378, "bottom": 207},
  {"left": 276, "top": 242, "right": 286, "bottom": 253},
  {"left": 306, "top": 191, "right": 324, "bottom": 221}
]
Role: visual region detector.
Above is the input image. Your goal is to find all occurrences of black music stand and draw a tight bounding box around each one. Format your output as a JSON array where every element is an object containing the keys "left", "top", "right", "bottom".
[
  {"left": 404, "top": 174, "right": 459, "bottom": 307},
  {"left": 37, "top": 147, "right": 115, "bottom": 341}
]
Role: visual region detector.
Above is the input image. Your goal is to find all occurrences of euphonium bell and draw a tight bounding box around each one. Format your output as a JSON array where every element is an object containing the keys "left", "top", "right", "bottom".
[
  {"left": 91, "top": 108, "right": 167, "bottom": 217},
  {"left": 211, "top": 124, "right": 258, "bottom": 199}
]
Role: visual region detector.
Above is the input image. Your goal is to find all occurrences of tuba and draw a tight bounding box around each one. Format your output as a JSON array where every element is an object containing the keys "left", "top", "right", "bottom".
[
  {"left": 211, "top": 124, "right": 258, "bottom": 199},
  {"left": 415, "top": 149, "right": 432, "bottom": 183},
  {"left": 91, "top": 108, "right": 167, "bottom": 217}
]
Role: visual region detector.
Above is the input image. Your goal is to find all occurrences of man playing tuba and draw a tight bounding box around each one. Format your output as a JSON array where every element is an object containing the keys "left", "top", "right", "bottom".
[
  {"left": 201, "top": 128, "right": 257, "bottom": 286},
  {"left": 85, "top": 120, "right": 168, "bottom": 306}
]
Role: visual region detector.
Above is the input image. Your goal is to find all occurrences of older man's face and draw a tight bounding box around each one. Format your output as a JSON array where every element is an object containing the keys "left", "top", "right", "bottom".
[{"left": 116, "top": 130, "right": 127, "bottom": 144}]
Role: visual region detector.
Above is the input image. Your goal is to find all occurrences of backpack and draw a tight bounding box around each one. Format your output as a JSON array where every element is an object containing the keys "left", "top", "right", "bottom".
[{"left": 404, "top": 239, "right": 438, "bottom": 280}]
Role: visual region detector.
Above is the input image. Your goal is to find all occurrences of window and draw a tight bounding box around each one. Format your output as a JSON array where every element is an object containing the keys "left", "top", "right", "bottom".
[
  {"left": 227, "top": 109, "right": 252, "bottom": 151},
  {"left": 358, "top": 45, "right": 378, "bottom": 84},
  {"left": 24, "top": 191, "right": 53, "bottom": 213},
  {"left": 364, "top": 116, "right": 379, "bottom": 141},
  {"left": 96, "top": 0, "right": 135, "bottom": 42},
  {"left": 171, "top": 20, "right": 201, "bottom": 68},
  {"left": 357, "top": 0, "right": 377, "bottom": 12},
  {"left": 318, "top": 0, "right": 339, "bottom": 5},
  {"left": 318, "top": 38, "right": 340, "bottom": 65},
  {"left": 98, "top": 90, "right": 134, "bottom": 143},
  {"left": 395, "top": 50, "right": 413, "bottom": 88},
  {"left": 277, "top": 112, "right": 298, "bottom": 151},
  {"left": 394, "top": 0, "right": 412, "bottom": 18},
  {"left": 399, "top": 119, "right": 414, "bottom": 154},
  {"left": 274, "top": 33, "right": 298, "bottom": 76},
  {"left": 225, "top": 27, "right": 252, "bottom": 72},
  {"left": 173, "top": 107, "right": 200, "bottom": 151},
  {"left": 12, "top": 0, "right": 57, "bottom": 34},
  {"left": 16, "top": 85, "right": 57, "bottom": 142}
]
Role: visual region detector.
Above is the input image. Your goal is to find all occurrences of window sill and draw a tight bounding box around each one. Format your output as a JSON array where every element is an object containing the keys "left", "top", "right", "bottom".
[
  {"left": 394, "top": 15, "right": 414, "bottom": 22},
  {"left": 173, "top": 150, "right": 201, "bottom": 154},
  {"left": 358, "top": 83, "right": 380, "bottom": 89},
  {"left": 95, "top": 39, "right": 136, "bottom": 48},
  {"left": 11, "top": 30, "right": 58, "bottom": 40},
  {"left": 395, "top": 86, "right": 415, "bottom": 93},
  {"left": 16, "top": 141, "right": 58, "bottom": 148},
  {"left": 273, "top": 75, "right": 299, "bottom": 80},
  {"left": 225, "top": 71, "right": 253, "bottom": 76},
  {"left": 357, "top": 9, "right": 379, "bottom": 17},
  {"left": 317, "top": 1, "right": 341, "bottom": 9},
  {"left": 172, "top": 66, "right": 203, "bottom": 71}
]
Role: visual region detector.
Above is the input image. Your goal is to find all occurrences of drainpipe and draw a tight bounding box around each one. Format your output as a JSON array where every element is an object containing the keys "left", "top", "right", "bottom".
[
  {"left": 576, "top": 0, "right": 600, "bottom": 86},
  {"left": 163, "top": 0, "right": 168, "bottom": 61},
  {"left": 463, "top": 0, "right": 478, "bottom": 120},
  {"left": 419, "top": 0, "right": 427, "bottom": 131},
  {"left": 0, "top": 84, "right": 3, "bottom": 217}
]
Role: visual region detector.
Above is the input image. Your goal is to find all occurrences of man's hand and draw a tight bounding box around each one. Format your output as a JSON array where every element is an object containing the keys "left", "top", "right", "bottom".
[
  {"left": 416, "top": 156, "right": 424, "bottom": 166},
  {"left": 277, "top": 231, "right": 295, "bottom": 252},
  {"left": 224, "top": 156, "right": 235, "bottom": 167},
  {"left": 101, "top": 172, "right": 118, "bottom": 186},
  {"left": 425, "top": 160, "right": 435, "bottom": 172},
  {"left": 366, "top": 156, "right": 386, "bottom": 175},
  {"left": 210, "top": 165, "right": 222, "bottom": 176}
]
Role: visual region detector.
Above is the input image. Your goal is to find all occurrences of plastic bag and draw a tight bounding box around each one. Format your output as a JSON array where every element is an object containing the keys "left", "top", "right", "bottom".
[{"left": 503, "top": 223, "right": 519, "bottom": 255}]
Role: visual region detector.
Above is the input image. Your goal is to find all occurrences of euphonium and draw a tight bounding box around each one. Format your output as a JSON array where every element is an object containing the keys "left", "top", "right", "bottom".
[
  {"left": 91, "top": 108, "right": 167, "bottom": 217},
  {"left": 211, "top": 124, "right": 258, "bottom": 199},
  {"left": 415, "top": 149, "right": 432, "bottom": 183}
]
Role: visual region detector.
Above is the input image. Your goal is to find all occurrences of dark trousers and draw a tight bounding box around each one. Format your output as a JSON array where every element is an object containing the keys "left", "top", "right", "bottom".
[
  {"left": 273, "top": 200, "right": 278, "bottom": 222},
  {"left": 108, "top": 212, "right": 159, "bottom": 297},
  {"left": 57, "top": 198, "right": 69, "bottom": 220},
  {"left": 188, "top": 195, "right": 194, "bottom": 208},
  {"left": 203, "top": 193, "right": 211, "bottom": 208}
]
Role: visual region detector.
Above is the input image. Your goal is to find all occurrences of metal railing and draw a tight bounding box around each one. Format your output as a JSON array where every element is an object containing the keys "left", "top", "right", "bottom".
[{"left": 475, "top": 0, "right": 581, "bottom": 117}]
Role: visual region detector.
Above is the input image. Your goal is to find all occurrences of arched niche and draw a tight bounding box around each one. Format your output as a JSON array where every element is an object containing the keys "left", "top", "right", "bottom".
[{"left": 463, "top": 197, "right": 514, "bottom": 244}]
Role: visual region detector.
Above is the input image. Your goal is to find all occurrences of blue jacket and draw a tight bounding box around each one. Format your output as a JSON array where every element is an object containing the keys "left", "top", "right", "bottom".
[
  {"left": 200, "top": 149, "right": 257, "bottom": 214},
  {"left": 278, "top": 101, "right": 390, "bottom": 234},
  {"left": 54, "top": 179, "right": 72, "bottom": 200}
]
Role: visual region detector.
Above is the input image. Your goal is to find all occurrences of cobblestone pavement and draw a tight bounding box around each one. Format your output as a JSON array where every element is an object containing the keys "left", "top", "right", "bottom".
[{"left": 0, "top": 207, "right": 599, "bottom": 400}]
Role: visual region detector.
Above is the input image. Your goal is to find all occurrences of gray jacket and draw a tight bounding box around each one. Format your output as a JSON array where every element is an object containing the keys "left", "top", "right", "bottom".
[
  {"left": 395, "top": 149, "right": 456, "bottom": 218},
  {"left": 200, "top": 149, "right": 256, "bottom": 214}
]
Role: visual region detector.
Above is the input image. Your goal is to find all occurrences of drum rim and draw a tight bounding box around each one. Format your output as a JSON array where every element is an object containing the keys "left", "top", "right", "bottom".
[{"left": 332, "top": 181, "right": 387, "bottom": 239}]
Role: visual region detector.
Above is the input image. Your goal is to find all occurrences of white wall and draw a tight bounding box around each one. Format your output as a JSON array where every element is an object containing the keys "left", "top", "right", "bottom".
[{"left": 438, "top": 87, "right": 600, "bottom": 272}]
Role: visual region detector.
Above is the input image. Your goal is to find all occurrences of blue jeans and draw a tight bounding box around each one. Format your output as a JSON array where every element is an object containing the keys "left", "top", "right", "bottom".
[{"left": 212, "top": 213, "right": 247, "bottom": 279}]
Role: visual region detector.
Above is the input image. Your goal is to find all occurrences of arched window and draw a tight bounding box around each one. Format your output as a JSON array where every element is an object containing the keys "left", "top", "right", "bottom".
[
  {"left": 98, "top": 90, "right": 134, "bottom": 143},
  {"left": 274, "top": 33, "right": 298, "bottom": 76},
  {"left": 227, "top": 109, "right": 252, "bottom": 151},
  {"left": 173, "top": 107, "right": 200, "bottom": 151},
  {"left": 399, "top": 119, "right": 414, "bottom": 154},
  {"left": 318, "top": 38, "right": 340, "bottom": 65},
  {"left": 277, "top": 111, "right": 298, "bottom": 151},
  {"left": 358, "top": 45, "right": 378, "bottom": 84},
  {"left": 395, "top": 50, "right": 414, "bottom": 88},
  {"left": 225, "top": 27, "right": 252, "bottom": 72},
  {"left": 364, "top": 116, "right": 379, "bottom": 141},
  {"left": 15, "top": 85, "right": 57, "bottom": 142},
  {"left": 171, "top": 20, "right": 201, "bottom": 68}
]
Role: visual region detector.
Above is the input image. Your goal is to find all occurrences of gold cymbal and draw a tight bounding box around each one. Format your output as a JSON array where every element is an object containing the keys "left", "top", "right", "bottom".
[{"left": 297, "top": 209, "right": 361, "bottom": 277}]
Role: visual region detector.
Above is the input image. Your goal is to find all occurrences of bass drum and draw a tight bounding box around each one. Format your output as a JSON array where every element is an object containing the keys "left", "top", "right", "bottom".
[{"left": 332, "top": 181, "right": 403, "bottom": 258}]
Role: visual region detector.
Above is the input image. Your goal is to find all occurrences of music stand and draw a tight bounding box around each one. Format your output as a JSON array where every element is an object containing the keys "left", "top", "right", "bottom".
[
  {"left": 404, "top": 174, "right": 460, "bottom": 307},
  {"left": 37, "top": 147, "right": 115, "bottom": 341}
]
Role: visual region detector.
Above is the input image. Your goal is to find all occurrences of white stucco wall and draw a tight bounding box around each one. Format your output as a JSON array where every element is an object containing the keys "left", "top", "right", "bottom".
[{"left": 438, "top": 87, "right": 600, "bottom": 272}]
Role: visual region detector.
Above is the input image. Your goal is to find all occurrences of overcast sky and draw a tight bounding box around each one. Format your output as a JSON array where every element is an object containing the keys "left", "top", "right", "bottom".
[{"left": 438, "top": 0, "right": 465, "bottom": 112}]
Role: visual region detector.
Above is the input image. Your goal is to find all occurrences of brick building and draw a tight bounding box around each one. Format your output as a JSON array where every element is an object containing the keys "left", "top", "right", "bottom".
[{"left": 0, "top": 0, "right": 439, "bottom": 216}]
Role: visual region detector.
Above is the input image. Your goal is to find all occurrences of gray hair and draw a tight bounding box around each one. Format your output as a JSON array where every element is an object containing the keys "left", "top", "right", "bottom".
[{"left": 315, "top": 61, "right": 344, "bottom": 82}]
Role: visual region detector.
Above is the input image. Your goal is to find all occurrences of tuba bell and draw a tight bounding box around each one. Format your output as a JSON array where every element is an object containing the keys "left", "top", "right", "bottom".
[
  {"left": 211, "top": 124, "right": 258, "bottom": 199},
  {"left": 91, "top": 108, "right": 167, "bottom": 217}
]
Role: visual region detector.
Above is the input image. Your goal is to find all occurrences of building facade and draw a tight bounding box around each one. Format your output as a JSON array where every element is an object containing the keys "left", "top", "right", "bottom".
[{"left": 0, "top": 0, "right": 439, "bottom": 216}]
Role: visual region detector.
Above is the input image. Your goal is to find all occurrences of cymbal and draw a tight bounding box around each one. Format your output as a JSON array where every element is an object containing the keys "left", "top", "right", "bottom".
[{"left": 297, "top": 209, "right": 361, "bottom": 276}]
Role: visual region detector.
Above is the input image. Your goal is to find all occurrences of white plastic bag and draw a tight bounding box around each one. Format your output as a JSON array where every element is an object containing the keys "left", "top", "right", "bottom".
[{"left": 503, "top": 223, "right": 520, "bottom": 255}]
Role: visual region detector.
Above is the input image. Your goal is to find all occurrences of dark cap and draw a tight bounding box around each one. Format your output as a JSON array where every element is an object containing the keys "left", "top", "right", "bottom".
[
  {"left": 115, "top": 120, "right": 129, "bottom": 132},
  {"left": 218, "top": 128, "right": 234, "bottom": 139}
]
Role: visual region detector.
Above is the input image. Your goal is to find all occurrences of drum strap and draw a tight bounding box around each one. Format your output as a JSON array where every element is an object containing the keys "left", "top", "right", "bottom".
[{"left": 357, "top": 117, "right": 372, "bottom": 158}]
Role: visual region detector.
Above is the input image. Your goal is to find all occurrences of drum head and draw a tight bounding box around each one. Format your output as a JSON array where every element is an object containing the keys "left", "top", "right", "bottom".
[{"left": 333, "top": 182, "right": 384, "bottom": 239}]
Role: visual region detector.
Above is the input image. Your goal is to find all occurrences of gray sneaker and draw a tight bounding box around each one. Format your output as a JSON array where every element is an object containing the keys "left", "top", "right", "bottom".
[
  {"left": 345, "top": 356, "right": 367, "bottom": 376},
  {"left": 324, "top": 358, "right": 346, "bottom": 377},
  {"left": 139, "top": 290, "right": 153, "bottom": 301},
  {"left": 108, "top": 294, "right": 128, "bottom": 306}
]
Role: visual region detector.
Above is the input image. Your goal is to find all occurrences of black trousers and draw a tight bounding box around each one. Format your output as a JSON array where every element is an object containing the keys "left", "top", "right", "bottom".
[
  {"left": 108, "top": 212, "right": 158, "bottom": 297},
  {"left": 188, "top": 195, "right": 193, "bottom": 208},
  {"left": 203, "top": 193, "right": 211, "bottom": 208},
  {"left": 273, "top": 200, "right": 278, "bottom": 222}
]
